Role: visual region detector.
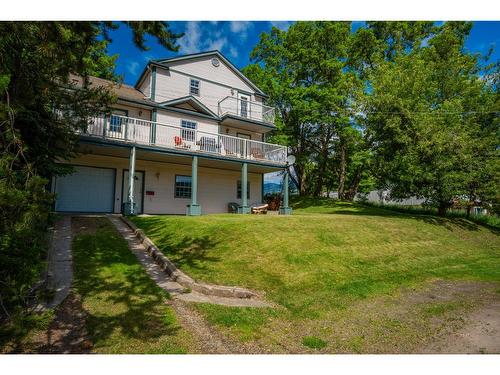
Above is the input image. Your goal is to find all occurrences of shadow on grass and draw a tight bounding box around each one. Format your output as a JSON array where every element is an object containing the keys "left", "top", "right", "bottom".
[
  {"left": 130, "top": 216, "right": 221, "bottom": 271},
  {"left": 71, "top": 218, "right": 184, "bottom": 352},
  {"left": 291, "top": 196, "right": 497, "bottom": 234}
]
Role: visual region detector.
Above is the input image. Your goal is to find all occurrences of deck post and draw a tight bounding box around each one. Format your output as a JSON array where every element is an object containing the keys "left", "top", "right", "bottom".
[
  {"left": 151, "top": 109, "right": 157, "bottom": 145},
  {"left": 126, "top": 146, "right": 137, "bottom": 215},
  {"left": 238, "top": 162, "right": 250, "bottom": 214},
  {"left": 279, "top": 168, "right": 292, "bottom": 215},
  {"left": 186, "top": 156, "right": 201, "bottom": 216}
]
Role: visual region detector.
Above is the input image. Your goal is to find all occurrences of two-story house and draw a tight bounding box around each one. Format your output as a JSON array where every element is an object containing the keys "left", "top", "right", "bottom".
[{"left": 52, "top": 51, "right": 292, "bottom": 215}]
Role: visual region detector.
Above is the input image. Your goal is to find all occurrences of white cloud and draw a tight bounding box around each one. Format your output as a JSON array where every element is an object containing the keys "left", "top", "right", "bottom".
[
  {"left": 270, "top": 21, "right": 293, "bottom": 31},
  {"left": 177, "top": 22, "right": 229, "bottom": 55},
  {"left": 175, "top": 22, "right": 244, "bottom": 60},
  {"left": 178, "top": 22, "right": 202, "bottom": 54},
  {"left": 229, "top": 21, "right": 252, "bottom": 40},
  {"left": 230, "top": 21, "right": 252, "bottom": 33},
  {"left": 126, "top": 61, "right": 140, "bottom": 76},
  {"left": 207, "top": 37, "right": 228, "bottom": 52},
  {"left": 229, "top": 46, "right": 239, "bottom": 58}
]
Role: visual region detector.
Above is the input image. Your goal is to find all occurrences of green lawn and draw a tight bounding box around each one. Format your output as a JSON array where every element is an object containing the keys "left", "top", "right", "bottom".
[
  {"left": 71, "top": 217, "right": 194, "bottom": 353},
  {"left": 130, "top": 197, "right": 500, "bottom": 353}
]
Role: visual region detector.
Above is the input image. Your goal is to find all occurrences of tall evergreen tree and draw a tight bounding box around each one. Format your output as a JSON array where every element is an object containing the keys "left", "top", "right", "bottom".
[{"left": 0, "top": 22, "right": 181, "bottom": 316}]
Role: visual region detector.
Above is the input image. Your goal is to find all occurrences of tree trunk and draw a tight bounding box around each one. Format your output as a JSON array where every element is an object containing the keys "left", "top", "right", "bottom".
[
  {"left": 337, "top": 144, "right": 346, "bottom": 200},
  {"left": 437, "top": 202, "right": 448, "bottom": 216},
  {"left": 466, "top": 188, "right": 476, "bottom": 219},
  {"left": 314, "top": 147, "right": 329, "bottom": 197},
  {"left": 344, "top": 168, "right": 363, "bottom": 201}
]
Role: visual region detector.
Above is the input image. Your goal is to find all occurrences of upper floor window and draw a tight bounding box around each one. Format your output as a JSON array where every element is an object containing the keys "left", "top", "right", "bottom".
[
  {"left": 181, "top": 120, "right": 197, "bottom": 142},
  {"left": 189, "top": 79, "right": 200, "bottom": 96}
]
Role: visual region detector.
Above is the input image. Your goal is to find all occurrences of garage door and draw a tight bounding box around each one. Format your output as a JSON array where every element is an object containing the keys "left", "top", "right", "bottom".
[{"left": 55, "top": 166, "right": 115, "bottom": 212}]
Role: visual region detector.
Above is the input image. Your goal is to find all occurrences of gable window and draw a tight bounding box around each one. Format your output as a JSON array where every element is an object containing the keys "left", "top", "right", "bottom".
[
  {"left": 109, "top": 109, "right": 128, "bottom": 133},
  {"left": 175, "top": 175, "right": 192, "bottom": 198},
  {"left": 181, "top": 120, "right": 197, "bottom": 142},
  {"left": 237, "top": 180, "right": 250, "bottom": 200},
  {"left": 189, "top": 79, "right": 200, "bottom": 96}
]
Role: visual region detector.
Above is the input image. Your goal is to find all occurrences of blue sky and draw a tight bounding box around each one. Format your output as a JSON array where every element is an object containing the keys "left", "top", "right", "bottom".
[{"left": 108, "top": 21, "right": 500, "bottom": 86}]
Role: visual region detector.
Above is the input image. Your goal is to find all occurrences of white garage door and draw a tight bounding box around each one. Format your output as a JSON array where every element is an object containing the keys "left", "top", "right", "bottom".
[{"left": 55, "top": 166, "right": 115, "bottom": 212}]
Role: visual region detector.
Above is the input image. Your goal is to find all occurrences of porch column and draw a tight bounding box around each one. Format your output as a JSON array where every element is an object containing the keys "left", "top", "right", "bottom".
[
  {"left": 126, "top": 146, "right": 137, "bottom": 215},
  {"left": 186, "top": 156, "right": 201, "bottom": 216},
  {"left": 238, "top": 162, "right": 250, "bottom": 214},
  {"left": 279, "top": 168, "right": 292, "bottom": 215}
]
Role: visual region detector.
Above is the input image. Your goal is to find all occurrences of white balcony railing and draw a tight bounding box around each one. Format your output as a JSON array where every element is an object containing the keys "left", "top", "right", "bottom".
[
  {"left": 218, "top": 96, "right": 275, "bottom": 125},
  {"left": 84, "top": 115, "right": 287, "bottom": 164}
]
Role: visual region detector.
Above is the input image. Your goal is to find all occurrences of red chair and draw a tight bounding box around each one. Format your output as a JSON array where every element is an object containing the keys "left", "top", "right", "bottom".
[{"left": 174, "top": 136, "right": 183, "bottom": 146}]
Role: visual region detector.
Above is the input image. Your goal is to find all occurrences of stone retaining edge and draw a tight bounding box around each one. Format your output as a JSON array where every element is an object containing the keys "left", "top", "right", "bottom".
[{"left": 120, "top": 216, "right": 259, "bottom": 299}]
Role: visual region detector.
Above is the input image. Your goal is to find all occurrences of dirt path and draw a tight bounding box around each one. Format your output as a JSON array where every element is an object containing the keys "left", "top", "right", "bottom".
[
  {"left": 31, "top": 292, "right": 93, "bottom": 353},
  {"left": 169, "top": 300, "right": 243, "bottom": 354},
  {"left": 421, "top": 298, "right": 500, "bottom": 354}
]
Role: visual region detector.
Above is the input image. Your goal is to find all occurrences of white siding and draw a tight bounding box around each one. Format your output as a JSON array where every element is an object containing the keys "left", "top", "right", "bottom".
[
  {"left": 222, "top": 126, "right": 264, "bottom": 142},
  {"left": 168, "top": 56, "right": 255, "bottom": 93},
  {"left": 113, "top": 103, "right": 151, "bottom": 120},
  {"left": 66, "top": 153, "right": 263, "bottom": 214},
  {"left": 156, "top": 109, "right": 218, "bottom": 134},
  {"left": 154, "top": 68, "right": 260, "bottom": 116}
]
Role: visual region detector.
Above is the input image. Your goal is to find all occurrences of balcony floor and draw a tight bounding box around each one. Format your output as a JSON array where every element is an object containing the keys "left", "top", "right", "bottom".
[{"left": 78, "top": 138, "right": 285, "bottom": 174}]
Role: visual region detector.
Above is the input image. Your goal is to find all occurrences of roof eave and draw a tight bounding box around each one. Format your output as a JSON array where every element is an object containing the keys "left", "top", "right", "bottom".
[{"left": 158, "top": 95, "right": 219, "bottom": 118}]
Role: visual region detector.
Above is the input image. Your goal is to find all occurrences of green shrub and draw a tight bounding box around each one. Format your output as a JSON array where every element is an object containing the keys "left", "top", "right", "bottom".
[
  {"left": 361, "top": 201, "right": 500, "bottom": 230},
  {"left": 0, "top": 171, "right": 53, "bottom": 318}
]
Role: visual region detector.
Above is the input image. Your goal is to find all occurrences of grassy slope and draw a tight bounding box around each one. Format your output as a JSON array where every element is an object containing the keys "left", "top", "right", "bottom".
[
  {"left": 131, "top": 197, "right": 500, "bottom": 352},
  {"left": 132, "top": 198, "right": 499, "bottom": 316},
  {"left": 72, "top": 218, "right": 193, "bottom": 353}
]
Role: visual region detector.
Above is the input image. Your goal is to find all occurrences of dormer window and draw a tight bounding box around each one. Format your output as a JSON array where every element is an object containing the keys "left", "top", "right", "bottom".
[{"left": 189, "top": 79, "right": 200, "bottom": 96}]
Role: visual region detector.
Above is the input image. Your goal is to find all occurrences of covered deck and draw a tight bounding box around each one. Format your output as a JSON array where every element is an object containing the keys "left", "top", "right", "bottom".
[{"left": 74, "top": 141, "right": 292, "bottom": 216}]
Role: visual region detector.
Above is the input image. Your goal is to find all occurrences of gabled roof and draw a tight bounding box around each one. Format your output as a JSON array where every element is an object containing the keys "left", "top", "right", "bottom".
[
  {"left": 159, "top": 95, "right": 219, "bottom": 119},
  {"left": 135, "top": 50, "right": 267, "bottom": 97},
  {"left": 68, "top": 74, "right": 155, "bottom": 106}
]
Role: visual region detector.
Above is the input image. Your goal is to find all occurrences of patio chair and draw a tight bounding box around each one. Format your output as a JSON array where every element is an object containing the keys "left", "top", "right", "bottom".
[{"left": 228, "top": 202, "right": 239, "bottom": 214}]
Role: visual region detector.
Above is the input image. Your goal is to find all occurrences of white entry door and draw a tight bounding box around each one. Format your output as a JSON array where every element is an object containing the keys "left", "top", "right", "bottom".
[
  {"left": 237, "top": 93, "right": 250, "bottom": 118},
  {"left": 123, "top": 170, "right": 144, "bottom": 214}
]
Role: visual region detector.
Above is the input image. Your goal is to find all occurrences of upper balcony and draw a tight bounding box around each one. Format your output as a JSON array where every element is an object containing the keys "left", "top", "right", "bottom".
[
  {"left": 217, "top": 96, "right": 276, "bottom": 127},
  {"left": 82, "top": 115, "right": 287, "bottom": 165}
]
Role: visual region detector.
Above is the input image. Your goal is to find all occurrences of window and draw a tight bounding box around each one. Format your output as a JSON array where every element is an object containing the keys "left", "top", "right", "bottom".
[
  {"left": 189, "top": 79, "right": 200, "bottom": 96},
  {"left": 181, "top": 120, "right": 197, "bottom": 142},
  {"left": 237, "top": 180, "right": 250, "bottom": 199},
  {"left": 109, "top": 109, "right": 127, "bottom": 133},
  {"left": 175, "top": 175, "right": 192, "bottom": 199}
]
